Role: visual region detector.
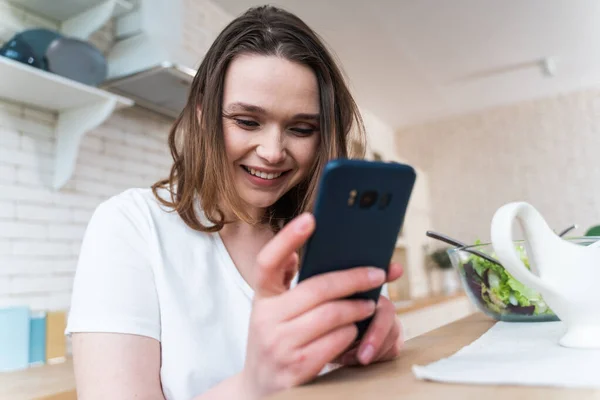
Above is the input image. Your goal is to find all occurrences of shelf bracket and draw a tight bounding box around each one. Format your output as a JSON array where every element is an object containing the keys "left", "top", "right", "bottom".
[
  {"left": 61, "top": 0, "right": 117, "bottom": 40},
  {"left": 53, "top": 99, "right": 117, "bottom": 189}
]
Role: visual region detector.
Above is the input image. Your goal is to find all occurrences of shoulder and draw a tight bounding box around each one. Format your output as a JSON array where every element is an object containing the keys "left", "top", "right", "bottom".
[
  {"left": 80, "top": 188, "right": 175, "bottom": 256},
  {"left": 89, "top": 187, "right": 215, "bottom": 247},
  {"left": 90, "top": 187, "right": 176, "bottom": 227},
  {"left": 98, "top": 187, "right": 169, "bottom": 213}
]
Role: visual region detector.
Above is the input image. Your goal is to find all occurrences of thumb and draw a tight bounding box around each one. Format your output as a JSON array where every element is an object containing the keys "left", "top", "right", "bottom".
[
  {"left": 255, "top": 213, "right": 315, "bottom": 298},
  {"left": 256, "top": 252, "right": 298, "bottom": 298}
]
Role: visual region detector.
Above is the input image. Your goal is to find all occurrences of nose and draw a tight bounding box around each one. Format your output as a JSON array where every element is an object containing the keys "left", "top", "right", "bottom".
[{"left": 256, "top": 129, "right": 286, "bottom": 164}]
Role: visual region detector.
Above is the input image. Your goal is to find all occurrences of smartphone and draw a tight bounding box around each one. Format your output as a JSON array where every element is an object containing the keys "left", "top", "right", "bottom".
[{"left": 297, "top": 159, "right": 416, "bottom": 338}]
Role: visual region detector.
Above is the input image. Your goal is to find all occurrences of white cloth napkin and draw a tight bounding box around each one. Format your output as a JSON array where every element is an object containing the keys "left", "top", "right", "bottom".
[{"left": 412, "top": 320, "right": 600, "bottom": 389}]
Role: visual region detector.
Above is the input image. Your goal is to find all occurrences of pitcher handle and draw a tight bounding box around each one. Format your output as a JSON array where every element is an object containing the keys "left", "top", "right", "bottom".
[{"left": 491, "top": 202, "right": 555, "bottom": 294}]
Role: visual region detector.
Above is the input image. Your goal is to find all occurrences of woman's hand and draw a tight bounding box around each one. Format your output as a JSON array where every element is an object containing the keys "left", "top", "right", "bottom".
[
  {"left": 335, "top": 264, "right": 405, "bottom": 366},
  {"left": 241, "top": 213, "right": 389, "bottom": 399}
]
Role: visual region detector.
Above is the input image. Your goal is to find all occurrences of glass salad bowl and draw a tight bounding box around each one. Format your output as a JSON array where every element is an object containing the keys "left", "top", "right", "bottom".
[{"left": 447, "top": 237, "right": 600, "bottom": 322}]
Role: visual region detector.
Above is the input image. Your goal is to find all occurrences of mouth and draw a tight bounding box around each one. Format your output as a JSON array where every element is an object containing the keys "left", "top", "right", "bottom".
[{"left": 241, "top": 165, "right": 291, "bottom": 181}]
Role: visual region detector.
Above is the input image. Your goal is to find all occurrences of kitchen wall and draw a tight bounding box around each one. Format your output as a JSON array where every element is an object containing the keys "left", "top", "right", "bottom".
[
  {"left": 0, "top": 102, "right": 174, "bottom": 310},
  {"left": 362, "top": 110, "right": 432, "bottom": 299},
  {"left": 395, "top": 87, "right": 600, "bottom": 244},
  {"left": 0, "top": 0, "right": 231, "bottom": 311},
  {"left": 362, "top": 109, "right": 404, "bottom": 162}
]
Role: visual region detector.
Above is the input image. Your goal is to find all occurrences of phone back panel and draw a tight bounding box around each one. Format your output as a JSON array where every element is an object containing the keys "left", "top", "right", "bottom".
[
  {"left": 298, "top": 159, "right": 416, "bottom": 291},
  {"left": 297, "top": 159, "right": 416, "bottom": 338}
]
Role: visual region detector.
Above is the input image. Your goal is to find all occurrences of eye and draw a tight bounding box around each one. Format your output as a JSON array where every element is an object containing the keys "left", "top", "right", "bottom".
[
  {"left": 290, "top": 126, "right": 317, "bottom": 136},
  {"left": 234, "top": 118, "right": 260, "bottom": 129}
]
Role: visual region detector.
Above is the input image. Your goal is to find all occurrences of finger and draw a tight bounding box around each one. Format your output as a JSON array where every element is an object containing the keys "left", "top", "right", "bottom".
[
  {"left": 372, "top": 318, "right": 401, "bottom": 363},
  {"left": 339, "top": 320, "right": 401, "bottom": 366},
  {"left": 282, "top": 299, "right": 376, "bottom": 348},
  {"left": 279, "top": 266, "right": 387, "bottom": 320},
  {"left": 357, "top": 296, "right": 396, "bottom": 365},
  {"left": 255, "top": 213, "right": 315, "bottom": 298},
  {"left": 338, "top": 311, "right": 403, "bottom": 366},
  {"left": 254, "top": 252, "right": 298, "bottom": 297},
  {"left": 386, "top": 262, "right": 404, "bottom": 282},
  {"left": 291, "top": 324, "right": 358, "bottom": 383},
  {"left": 334, "top": 347, "right": 360, "bottom": 366}
]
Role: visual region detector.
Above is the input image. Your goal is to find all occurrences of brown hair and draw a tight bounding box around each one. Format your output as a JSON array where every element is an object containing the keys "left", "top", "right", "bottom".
[{"left": 152, "top": 5, "right": 366, "bottom": 232}]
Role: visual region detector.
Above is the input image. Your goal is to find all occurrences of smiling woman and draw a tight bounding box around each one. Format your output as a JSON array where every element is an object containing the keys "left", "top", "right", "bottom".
[{"left": 65, "top": 5, "right": 405, "bottom": 400}]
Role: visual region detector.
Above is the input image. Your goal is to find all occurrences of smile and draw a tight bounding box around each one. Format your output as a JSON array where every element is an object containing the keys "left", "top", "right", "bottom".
[{"left": 242, "top": 166, "right": 289, "bottom": 180}]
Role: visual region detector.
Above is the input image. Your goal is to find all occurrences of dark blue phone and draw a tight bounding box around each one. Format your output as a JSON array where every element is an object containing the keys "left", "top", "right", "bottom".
[{"left": 297, "top": 159, "right": 416, "bottom": 338}]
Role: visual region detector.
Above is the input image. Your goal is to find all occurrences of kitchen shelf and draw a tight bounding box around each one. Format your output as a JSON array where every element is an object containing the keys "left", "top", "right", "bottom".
[
  {"left": 0, "top": 56, "right": 134, "bottom": 189},
  {"left": 8, "top": 0, "right": 135, "bottom": 39}
]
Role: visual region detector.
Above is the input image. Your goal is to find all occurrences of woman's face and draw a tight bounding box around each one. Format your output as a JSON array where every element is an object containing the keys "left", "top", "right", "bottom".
[{"left": 221, "top": 54, "right": 321, "bottom": 211}]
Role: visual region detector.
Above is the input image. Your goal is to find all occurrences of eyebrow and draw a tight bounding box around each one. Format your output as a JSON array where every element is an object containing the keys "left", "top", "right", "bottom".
[{"left": 224, "top": 102, "right": 320, "bottom": 121}]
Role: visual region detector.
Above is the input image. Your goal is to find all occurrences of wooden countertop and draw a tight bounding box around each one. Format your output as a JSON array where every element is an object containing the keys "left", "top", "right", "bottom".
[
  {"left": 395, "top": 292, "right": 466, "bottom": 314},
  {"left": 266, "top": 313, "right": 600, "bottom": 400},
  {"left": 0, "top": 359, "right": 75, "bottom": 400},
  {"left": 5, "top": 312, "right": 597, "bottom": 400}
]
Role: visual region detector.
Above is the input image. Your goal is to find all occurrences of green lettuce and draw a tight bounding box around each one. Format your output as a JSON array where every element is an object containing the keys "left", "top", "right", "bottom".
[{"left": 461, "top": 245, "right": 554, "bottom": 316}]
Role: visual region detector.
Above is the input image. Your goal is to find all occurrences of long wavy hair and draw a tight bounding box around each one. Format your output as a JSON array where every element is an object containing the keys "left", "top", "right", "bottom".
[{"left": 152, "top": 5, "right": 366, "bottom": 232}]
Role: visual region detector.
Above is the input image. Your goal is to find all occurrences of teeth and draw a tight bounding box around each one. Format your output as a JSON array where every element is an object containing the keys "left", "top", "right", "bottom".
[{"left": 247, "top": 167, "right": 283, "bottom": 180}]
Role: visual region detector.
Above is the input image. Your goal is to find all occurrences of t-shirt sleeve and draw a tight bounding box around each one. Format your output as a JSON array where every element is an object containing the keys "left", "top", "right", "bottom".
[{"left": 65, "top": 195, "right": 161, "bottom": 341}]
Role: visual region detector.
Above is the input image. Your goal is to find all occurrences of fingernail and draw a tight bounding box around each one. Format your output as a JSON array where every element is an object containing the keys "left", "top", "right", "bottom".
[
  {"left": 295, "top": 214, "right": 312, "bottom": 233},
  {"left": 359, "top": 344, "right": 375, "bottom": 365},
  {"left": 368, "top": 268, "right": 386, "bottom": 284}
]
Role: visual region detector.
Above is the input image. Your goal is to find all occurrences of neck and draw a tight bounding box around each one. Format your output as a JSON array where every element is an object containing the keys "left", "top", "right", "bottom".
[
  {"left": 219, "top": 213, "right": 274, "bottom": 243},
  {"left": 219, "top": 203, "right": 270, "bottom": 233}
]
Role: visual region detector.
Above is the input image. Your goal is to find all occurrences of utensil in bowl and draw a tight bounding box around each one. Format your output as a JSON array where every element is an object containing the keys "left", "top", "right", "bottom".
[
  {"left": 557, "top": 224, "right": 577, "bottom": 237},
  {"left": 448, "top": 237, "right": 600, "bottom": 322},
  {"left": 427, "top": 224, "right": 577, "bottom": 266},
  {"left": 426, "top": 231, "right": 502, "bottom": 266}
]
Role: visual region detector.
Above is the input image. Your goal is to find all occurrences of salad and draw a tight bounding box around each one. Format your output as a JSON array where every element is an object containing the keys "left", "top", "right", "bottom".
[{"left": 458, "top": 243, "right": 554, "bottom": 317}]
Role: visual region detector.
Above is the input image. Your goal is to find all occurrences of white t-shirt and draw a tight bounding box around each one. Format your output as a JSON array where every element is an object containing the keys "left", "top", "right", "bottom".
[
  {"left": 66, "top": 187, "right": 389, "bottom": 399},
  {"left": 66, "top": 188, "right": 254, "bottom": 399}
]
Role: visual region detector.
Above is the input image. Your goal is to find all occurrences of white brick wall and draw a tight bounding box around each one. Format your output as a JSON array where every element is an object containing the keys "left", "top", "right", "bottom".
[
  {"left": 0, "top": 101, "right": 173, "bottom": 311},
  {"left": 396, "top": 88, "right": 600, "bottom": 245}
]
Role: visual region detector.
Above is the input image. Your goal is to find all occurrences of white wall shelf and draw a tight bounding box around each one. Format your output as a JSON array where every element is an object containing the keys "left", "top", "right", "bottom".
[
  {"left": 0, "top": 56, "right": 134, "bottom": 189},
  {"left": 8, "top": 0, "right": 134, "bottom": 39}
]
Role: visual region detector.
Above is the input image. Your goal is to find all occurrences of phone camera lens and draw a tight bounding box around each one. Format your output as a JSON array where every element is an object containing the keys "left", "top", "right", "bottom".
[
  {"left": 378, "top": 193, "right": 392, "bottom": 209},
  {"left": 359, "top": 190, "right": 378, "bottom": 208}
]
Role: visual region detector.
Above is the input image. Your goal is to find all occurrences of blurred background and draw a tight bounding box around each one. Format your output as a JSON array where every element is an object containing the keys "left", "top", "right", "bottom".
[{"left": 1, "top": 0, "right": 600, "bottom": 398}]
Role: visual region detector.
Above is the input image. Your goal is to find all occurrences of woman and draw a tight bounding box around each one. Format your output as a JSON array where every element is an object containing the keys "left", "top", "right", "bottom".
[{"left": 67, "top": 5, "right": 404, "bottom": 400}]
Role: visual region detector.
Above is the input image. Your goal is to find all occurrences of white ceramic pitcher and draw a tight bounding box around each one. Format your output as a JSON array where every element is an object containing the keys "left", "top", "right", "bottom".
[{"left": 491, "top": 202, "right": 600, "bottom": 348}]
